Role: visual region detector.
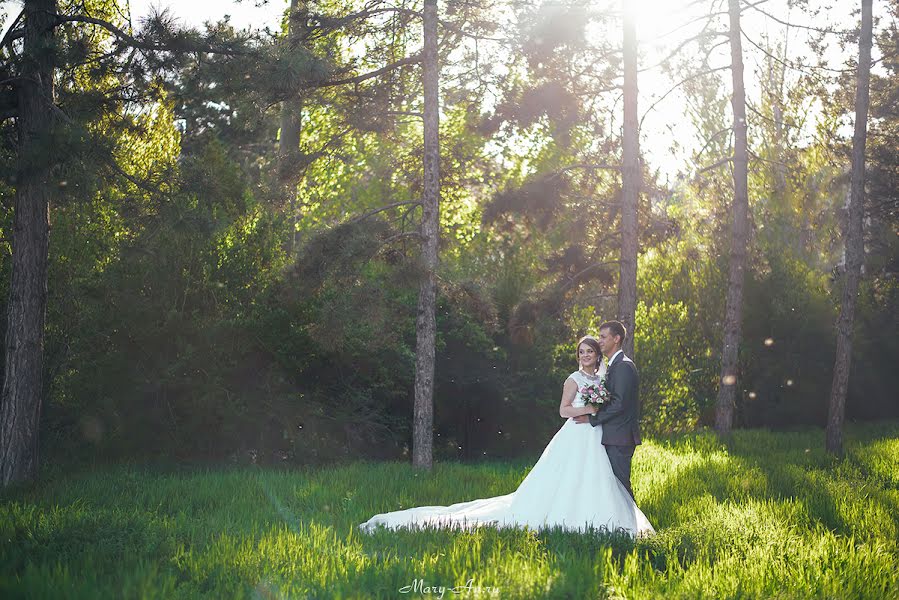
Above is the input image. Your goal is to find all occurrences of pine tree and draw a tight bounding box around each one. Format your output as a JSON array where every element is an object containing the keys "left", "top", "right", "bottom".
[
  {"left": 0, "top": 1, "right": 258, "bottom": 486},
  {"left": 0, "top": 0, "right": 57, "bottom": 486},
  {"left": 714, "top": 0, "right": 750, "bottom": 435},
  {"left": 826, "top": 0, "right": 874, "bottom": 456},
  {"left": 412, "top": 0, "right": 440, "bottom": 470},
  {"left": 618, "top": 0, "right": 640, "bottom": 357}
]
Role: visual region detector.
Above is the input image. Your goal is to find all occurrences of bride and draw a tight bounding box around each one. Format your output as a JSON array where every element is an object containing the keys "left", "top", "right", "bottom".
[{"left": 358, "top": 335, "right": 655, "bottom": 536}]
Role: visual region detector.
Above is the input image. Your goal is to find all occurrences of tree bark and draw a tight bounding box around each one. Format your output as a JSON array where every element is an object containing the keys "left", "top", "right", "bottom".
[
  {"left": 279, "top": 0, "right": 306, "bottom": 256},
  {"left": 1, "top": 0, "right": 57, "bottom": 487},
  {"left": 618, "top": 1, "right": 640, "bottom": 358},
  {"left": 714, "top": 0, "right": 750, "bottom": 435},
  {"left": 412, "top": 0, "right": 439, "bottom": 470},
  {"left": 826, "top": 0, "right": 872, "bottom": 456}
]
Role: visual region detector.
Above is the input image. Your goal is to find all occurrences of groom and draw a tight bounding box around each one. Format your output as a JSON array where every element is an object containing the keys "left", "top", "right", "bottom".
[{"left": 573, "top": 320, "right": 641, "bottom": 500}]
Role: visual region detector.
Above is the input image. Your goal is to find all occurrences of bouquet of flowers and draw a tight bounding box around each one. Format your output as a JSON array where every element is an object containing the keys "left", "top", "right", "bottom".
[{"left": 579, "top": 378, "right": 610, "bottom": 411}]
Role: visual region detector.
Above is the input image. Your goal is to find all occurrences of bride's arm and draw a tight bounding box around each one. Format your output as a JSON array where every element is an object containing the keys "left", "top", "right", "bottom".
[{"left": 559, "top": 378, "right": 598, "bottom": 418}]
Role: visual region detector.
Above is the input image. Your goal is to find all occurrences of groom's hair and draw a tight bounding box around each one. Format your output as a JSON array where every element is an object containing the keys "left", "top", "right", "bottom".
[{"left": 599, "top": 320, "right": 627, "bottom": 343}]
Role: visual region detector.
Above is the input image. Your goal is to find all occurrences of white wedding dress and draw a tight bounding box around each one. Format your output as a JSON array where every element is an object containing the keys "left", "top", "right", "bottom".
[{"left": 358, "top": 369, "right": 655, "bottom": 536}]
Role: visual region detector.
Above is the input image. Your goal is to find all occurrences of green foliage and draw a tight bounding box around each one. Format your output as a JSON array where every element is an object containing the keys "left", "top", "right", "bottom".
[
  {"left": 740, "top": 253, "right": 838, "bottom": 427},
  {"left": 1, "top": 0, "right": 896, "bottom": 468},
  {"left": 636, "top": 241, "right": 723, "bottom": 429},
  {"left": 42, "top": 133, "right": 293, "bottom": 462},
  {"left": 635, "top": 300, "right": 697, "bottom": 436}
]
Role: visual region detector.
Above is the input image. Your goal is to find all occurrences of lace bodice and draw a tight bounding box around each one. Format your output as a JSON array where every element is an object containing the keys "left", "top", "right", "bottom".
[{"left": 568, "top": 365, "right": 607, "bottom": 407}]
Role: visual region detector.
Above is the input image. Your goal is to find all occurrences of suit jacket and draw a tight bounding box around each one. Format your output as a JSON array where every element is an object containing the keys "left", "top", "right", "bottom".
[{"left": 588, "top": 352, "right": 642, "bottom": 446}]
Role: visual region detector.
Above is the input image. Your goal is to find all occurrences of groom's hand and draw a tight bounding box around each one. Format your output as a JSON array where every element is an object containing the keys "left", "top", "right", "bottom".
[{"left": 572, "top": 415, "right": 591, "bottom": 424}]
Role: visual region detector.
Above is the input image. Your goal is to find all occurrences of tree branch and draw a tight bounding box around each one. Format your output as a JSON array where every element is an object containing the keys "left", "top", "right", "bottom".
[
  {"left": 638, "top": 13, "right": 727, "bottom": 73},
  {"left": 0, "top": 9, "right": 25, "bottom": 49},
  {"left": 381, "top": 231, "right": 422, "bottom": 245},
  {"left": 639, "top": 65, "right": 731, "bottom": 129},
  {"left": 695, "top": 127, "right": 731, "bottom": 159},
  {"left": 560, "top": 261, "right": 618, "bottom": 292},
  {"left": 547, "top": 163, "right": 621, "bottom": 181},
  {"left": 387, "top": 110, "right": 423, "bottom": 119},
  {"left": 651, "top": 9, "right": 728, "bottom": 42},
  {"left": 314, "top": 52, "right": 422, "bottom": 88},
  {"left": 741, "top": 29, "right": 855, "bottom": 75},
  {"left": 745, "top": 100, "right": 804, "bottom": 131},
  {"left": 747, "top": 148, "right": 792, "bottom": 168},
  {"left": 349, "top": 201, "right": 422, "bottom": 224},
  {"left": 743, "top": 2, "right": 853, "bottom": 35},
  {"left": 55, "top": 15, "right": 251, "bottom": 56},
  {"left": 108, "top": 160, "right": 169, "bottom": 197},
  {"left": 694, "top": 155, "right": 733, "bottom": 177}
]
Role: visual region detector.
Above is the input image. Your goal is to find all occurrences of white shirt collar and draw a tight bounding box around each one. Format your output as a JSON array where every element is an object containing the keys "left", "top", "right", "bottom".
[{"left": 608, "top": 349, "right": 624, "bottom": 365}]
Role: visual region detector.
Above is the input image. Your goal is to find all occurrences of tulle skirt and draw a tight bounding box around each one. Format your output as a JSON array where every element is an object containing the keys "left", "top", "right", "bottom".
[{"left": 358, "top": 418, "right": 654, "bottom": 536}]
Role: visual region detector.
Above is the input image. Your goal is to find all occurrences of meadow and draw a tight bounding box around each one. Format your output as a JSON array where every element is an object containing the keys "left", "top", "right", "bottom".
[{"left": 2, "top": 423, "right": 897, "bottom": 599}]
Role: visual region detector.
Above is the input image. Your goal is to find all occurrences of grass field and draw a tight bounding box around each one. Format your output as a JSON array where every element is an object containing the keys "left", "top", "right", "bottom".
[{"left": 2, "top": 423, "right": 898, "bottom": 599}]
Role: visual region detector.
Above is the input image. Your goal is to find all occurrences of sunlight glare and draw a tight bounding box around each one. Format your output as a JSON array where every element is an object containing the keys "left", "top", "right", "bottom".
[{"left": 628, "top": 0, "right": 698, "bottom": 45}]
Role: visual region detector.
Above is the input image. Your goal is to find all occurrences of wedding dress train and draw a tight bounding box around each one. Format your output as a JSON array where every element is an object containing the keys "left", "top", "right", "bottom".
[{"left": 358, "top": 371, "right": 655, "bottom": 536}]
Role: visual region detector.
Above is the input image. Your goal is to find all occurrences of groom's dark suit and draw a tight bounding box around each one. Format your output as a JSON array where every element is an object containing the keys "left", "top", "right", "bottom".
[{"left": 588, "top": 351, "right": 641, "bottom": 499}]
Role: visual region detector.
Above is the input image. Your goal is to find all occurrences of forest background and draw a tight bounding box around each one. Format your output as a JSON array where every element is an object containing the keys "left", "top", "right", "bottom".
[{"left": 0, "top": 0, "right": 895, "bottom": 470}]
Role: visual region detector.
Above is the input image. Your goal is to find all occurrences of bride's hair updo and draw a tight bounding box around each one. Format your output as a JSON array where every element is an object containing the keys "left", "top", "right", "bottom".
[{"left": 576, "top": 335, "right": 603, "bottom": 373}]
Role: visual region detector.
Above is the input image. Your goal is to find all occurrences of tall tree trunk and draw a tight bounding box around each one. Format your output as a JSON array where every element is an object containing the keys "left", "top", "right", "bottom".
[
  {"left": 279, "top": 0, "right": 306, "bottom": 256},
  {"left": 412, "top": 0, "right": 439, "bottom": 470},
  {"left": 826, "top": 0, "right": 873, "bottom": 456},
  {"left": 1, "top": 0, "right": 57, "bottom": 487},
  {"left": 714, "top": 0, "right": 750, "bottom": 435},
  {"left": 618, "top": 1, "right": 639, "bottom": 358},
  {"left": 771, "top": 1, "right": 791, "bottom": 202}
]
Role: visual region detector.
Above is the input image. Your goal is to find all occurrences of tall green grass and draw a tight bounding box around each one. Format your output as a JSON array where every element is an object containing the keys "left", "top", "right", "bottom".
[{"left": 2, "top": 423, "right": 897, "bottom": 598}]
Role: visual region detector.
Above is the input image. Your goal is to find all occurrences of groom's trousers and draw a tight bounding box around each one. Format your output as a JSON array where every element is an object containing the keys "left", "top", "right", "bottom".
[{"left": 605, "top": 444, "right": 636, "bottom": 500}]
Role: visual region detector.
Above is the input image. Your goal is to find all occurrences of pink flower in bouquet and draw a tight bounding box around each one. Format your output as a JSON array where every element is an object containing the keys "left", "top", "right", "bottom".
[{"left": 579, "top": 378, "right": 610, "bottom": 410}]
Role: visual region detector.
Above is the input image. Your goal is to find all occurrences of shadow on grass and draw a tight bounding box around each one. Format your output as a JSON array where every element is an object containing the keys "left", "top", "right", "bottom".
[
  {"left": 639, "top": 425, "right": 899, "bottom": 555},
  {"left": 2, "top": 424, "right": 896, "bottom": 598}
]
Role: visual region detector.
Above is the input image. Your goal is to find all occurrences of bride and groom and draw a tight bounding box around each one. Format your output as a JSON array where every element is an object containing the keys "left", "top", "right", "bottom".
[{"left": 359, "top": 320, "right": 654, "bottom": 536}]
